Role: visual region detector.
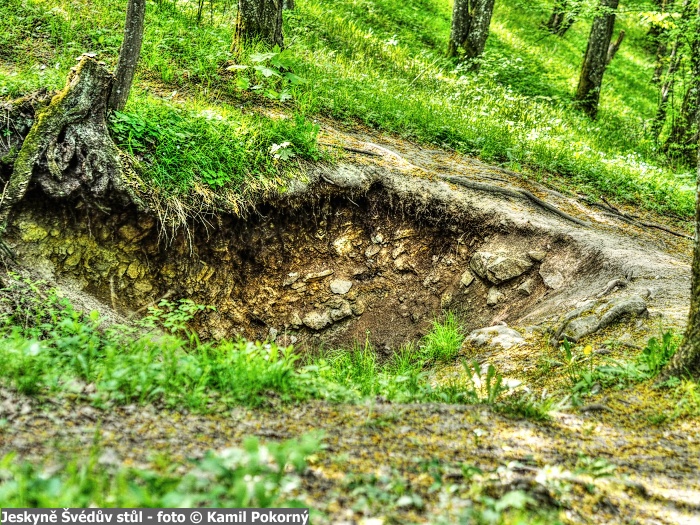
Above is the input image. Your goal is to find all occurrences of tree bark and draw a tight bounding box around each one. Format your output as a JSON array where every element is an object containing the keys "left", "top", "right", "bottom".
[
  {"left": 447, "top": 0, "right": 496, "bottom": 61},
  {"left": 660, "top": 145, "right": 700, "bottom": 380},
  {"left": 233, "top": 0, "right": 284, "bottom": 51},
  {"left": 283, "top": 0, "right": 294, "bottom": 9},
  {"left": 574, "top": 0, "right": 620, "bottom": 119},
  {"left": 652, "top": 36, "right": 682, "bottom": 138},
  {"left": 0, "top": 57, "right": 141, "bottom": 234},
  {"left": 108, "top": 0, "right": 146, "bottom": 112},
  {"left": 606, "top": 30, "right": 625, "bottom": 65},
  {"left": 664, "top": 3, "right": 700, "bottom": 164}
]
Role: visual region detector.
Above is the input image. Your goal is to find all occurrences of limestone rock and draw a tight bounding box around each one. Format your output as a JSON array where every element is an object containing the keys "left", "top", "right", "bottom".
[
  {"left": 330, "top": 300, "right": 353, "bottom": 322},
  {"left": 487, "top": 286, "right": 504, "bottom": 306},
  {"left": 540, "top": 267, "right": 565, "bottom": 289},
  {"left": 330, "top": 279, "right": 353, "bottom": 295},
  {"left": 460, "top": 270, "right": 475, "bottom": 288},
  {"left": 467, "top": 325, "right": 526, "bottom": 350},
  {"left": 302, "top": 310, "right": 332, "bottom": 331},
  {"left": 517, "top": 278, "right": 533, "bottom": 296},
  {"left": 470, "top": 251, "right": 533, "bottom": 284},
  {"left": 304, "top": 269, "right": 334, "bottom": 282},
  {"left": 365, "top": 245, "right": 380, "bottom": 258},
  {"left": 283, "top": 272, "right": 299, "bottom": 286},
  {"left": 527, "top": 250, "right": 547, "bottom": 262}
]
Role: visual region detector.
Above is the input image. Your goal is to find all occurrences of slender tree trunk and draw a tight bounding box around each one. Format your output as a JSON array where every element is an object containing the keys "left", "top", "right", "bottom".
[
  {"left": 665, "top": 3, "right": 700, "bottom": 163},
  {"left": 574, "top": 0, "right": 620, "bottom": 119},
  {"left": 652, "top": 36, "right": 682, "bottom": 137},
  {"left": 108, "top": 0, "right": 146, "bottom": 112},
  {"left": 650, "top": 0, "right": 669, "bottom": 83},
  {"left": 546, "top": 0, "right": 579, "bottom": 36},
  {"left": 283, "top": 0, "right": 294, "bottom": 9},
  {"left": 660, "top": 145, "right": 700, "bottom": 381},
  {"left": 448, "top": 0, "right": 496, "bottom": 61},
  {"left": 448, "top": 0, "right": 472, "bottom": 58},
  {"left": 233, "top": 0, "right": 284, "bottom": 51}
]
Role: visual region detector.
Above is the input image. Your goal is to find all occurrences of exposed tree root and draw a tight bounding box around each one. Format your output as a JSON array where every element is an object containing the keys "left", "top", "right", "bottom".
[
  {"left": 0, "top": 56, "right": 144, "bottom": 235},
  {"left": 550, "top": 295, "right": 648, "bottom": 345},
  {"left": 440, "top": 174, "right": 590, "bottom": 227}
]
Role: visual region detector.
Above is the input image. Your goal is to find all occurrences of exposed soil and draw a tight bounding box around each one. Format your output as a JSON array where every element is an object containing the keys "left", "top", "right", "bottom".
[{"left": 5, "top": 127, "right": 692, "bottom": 353}]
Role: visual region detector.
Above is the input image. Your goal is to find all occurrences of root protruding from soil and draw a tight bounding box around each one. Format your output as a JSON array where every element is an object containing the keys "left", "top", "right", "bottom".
[{"left": 0, "top": 56, "right": 142, "bottom": 234}]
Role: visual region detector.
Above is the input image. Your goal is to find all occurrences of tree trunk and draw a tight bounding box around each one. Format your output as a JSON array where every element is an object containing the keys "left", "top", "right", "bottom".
[
  {"left": 464, "top": 0, "right": 496, "bottom": 60},
  {"left": 0, "top": 57, "right": 142, "bottom": 234},
  {"left": 574, "top": 0, "right": 620, "bottom": 119},
  {"left": 448, "top": 0, "right": 496, "bottom": 61},
  {"left": 108, "top": 0, "right": 146, "bottom": 112},
  {"left": 652, "top": 36, "right": 682, "bottom": 138},
  {"left": 283, "top": 0, "right": 294, "bottom": 9},
  {"left": 660, "top": 145, "right": 700, "bottom": 380},
  {"left": 233, "top": 0, "right": 284, "bottom": 51},
  {"left": 664, "top": 3, "right": 700, "bottom": 164},
  {"left": 546, "top": 0, "right": 579, "bottom": 37},
  {"left": 448, "top": 0, "right": 472, "bottom": 58}
]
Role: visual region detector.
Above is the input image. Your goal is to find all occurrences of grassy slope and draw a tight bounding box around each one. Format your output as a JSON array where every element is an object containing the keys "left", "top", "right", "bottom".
[{"left": 0, "top": 0, "right": 695, "bottom": 216}]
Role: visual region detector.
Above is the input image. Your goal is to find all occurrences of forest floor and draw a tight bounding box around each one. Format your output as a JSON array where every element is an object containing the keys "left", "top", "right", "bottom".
[{"left": 1, "top": 122, "right": 700, "bottom": 524}]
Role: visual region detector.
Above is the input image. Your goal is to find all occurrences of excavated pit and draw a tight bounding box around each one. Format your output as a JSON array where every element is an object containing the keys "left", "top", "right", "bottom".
[{"left": 7, "top": 177, "right": 630, "bottom": 353}]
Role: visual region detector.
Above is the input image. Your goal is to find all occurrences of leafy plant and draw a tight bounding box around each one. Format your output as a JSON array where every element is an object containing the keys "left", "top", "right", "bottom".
[
  {"left": 226, "top": 47, "right": 305, "bottom": 102},
  {"left": 0, "top": 434, "right": 320, "bottom": 507}
]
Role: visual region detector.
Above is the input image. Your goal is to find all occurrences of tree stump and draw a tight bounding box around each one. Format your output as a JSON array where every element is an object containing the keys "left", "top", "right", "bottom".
[{"left": 0, "top": 56, "right": 142, "bottom": 234}]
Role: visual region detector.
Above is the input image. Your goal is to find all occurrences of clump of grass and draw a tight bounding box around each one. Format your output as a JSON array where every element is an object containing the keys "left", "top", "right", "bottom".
[
  {"left": 110, "top": 96, "right": 320, "bottom": 194},
  {"left": 420, "top": 312, "right": 465, "bottom": 363}
]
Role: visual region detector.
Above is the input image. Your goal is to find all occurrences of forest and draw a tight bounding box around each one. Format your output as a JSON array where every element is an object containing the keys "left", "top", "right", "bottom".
[{"left": 0, "top": 0, "right": 699, "bottom": 523}]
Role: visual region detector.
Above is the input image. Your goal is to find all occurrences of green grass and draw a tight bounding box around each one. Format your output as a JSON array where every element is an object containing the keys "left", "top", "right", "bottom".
[
  {"left": 0, "top": 0, "right": 695, "bottom": 216},
  {"left": 111, "top": 96, "right": 320, "bottom": 194},
  {"left": 0, "top": 277, "right": 549, "bottom": 415}
]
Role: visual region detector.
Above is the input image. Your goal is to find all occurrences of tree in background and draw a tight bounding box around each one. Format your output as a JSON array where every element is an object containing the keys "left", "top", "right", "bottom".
[
  {"left": 108, "top": 0, "right": 146, "bottom": 111},
  {"left": 233, "top": 0, "right": 284, "bottom": 52},
  {"left": 651, "top": 0, "right": 692, "bottom": 138},
  {"left": 545, "top": 0, "right": 581, "bottom": 36},
  {"left": 574, "top": 0, "right": 622, "bottom": 119},
  {"left": 447, "top": 0, "right": 496, "bottom": 62},
  {"left": 664, "top": 2, "right": 700, "bottom": 164},
  {"left": 661, "top": 143, "right": 700, "bottom": 380}
]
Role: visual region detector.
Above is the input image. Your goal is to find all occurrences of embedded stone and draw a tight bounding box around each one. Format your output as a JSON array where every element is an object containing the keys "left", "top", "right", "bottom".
[
  {"left": 528, "top": 250, "right": 547, "bottom": 262},
  {"left": 487, "top": 286, "right": 504, "bottom": 306},
  {"left": 470, "top": 251, "right": 533, "bottom": 284},
  {"left": 302, "top": 310, "right": 332, "bottom": 331},
  {"left": 283, "top": 272, "right": 300, "bottom": 286},
  {"left": 517, "top": 278, "right": 533, "bottom": 296},
  {"left": 304, "top": 269, "right": 334, "bottom": 282},
  {"left": 460, "top": 270, "right": 475, "bottom": 288},
  {"left": 467, "top": 325, "right": 525, "bottom": 350},
  {"left": 330, "top": 300, "right": 353, "bottom": 321},
  {"left": 330, "top": 279, "right": 353, "bottom": 295}
]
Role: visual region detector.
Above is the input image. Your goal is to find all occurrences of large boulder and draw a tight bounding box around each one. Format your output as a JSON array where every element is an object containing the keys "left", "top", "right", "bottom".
[{"left": 470, "top": 251, "right": 533, "bottom": 284}]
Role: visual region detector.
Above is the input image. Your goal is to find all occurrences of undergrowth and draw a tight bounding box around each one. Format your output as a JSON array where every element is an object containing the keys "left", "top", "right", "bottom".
[
  {"left": 0, "top": 275, "right": 548, "bottom": 418},
  {"left": 0, "top": 434, "right": 320, "bottom": 507}
]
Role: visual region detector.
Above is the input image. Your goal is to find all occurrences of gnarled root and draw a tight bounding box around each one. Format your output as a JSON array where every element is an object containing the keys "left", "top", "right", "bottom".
[{"left": 0, "top": 56, "right": 144, "bottom": 237}]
